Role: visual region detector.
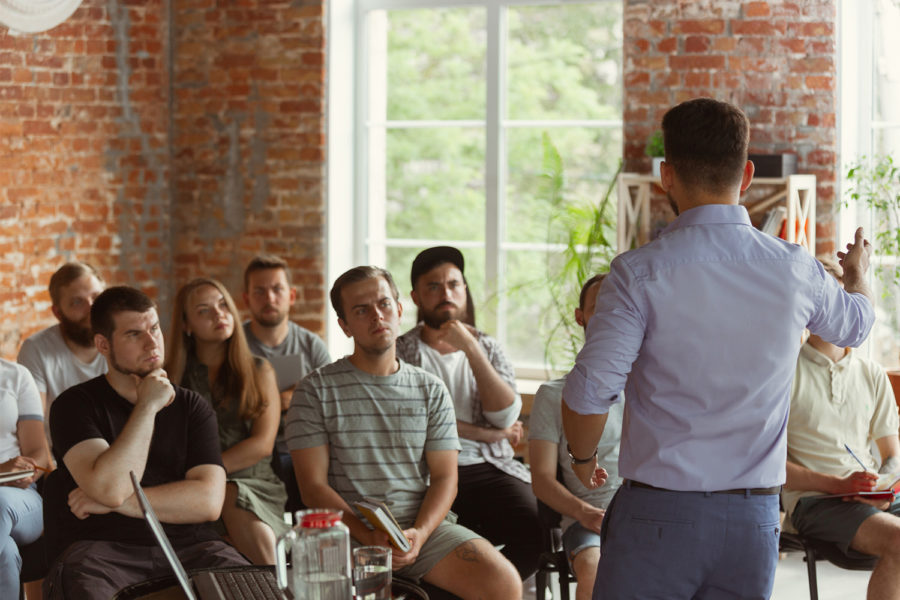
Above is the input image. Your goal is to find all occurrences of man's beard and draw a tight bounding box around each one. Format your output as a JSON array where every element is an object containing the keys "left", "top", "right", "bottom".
[
  {"left": 58, "top": 313, "right": 94, "bottom": 348},
  {"left": 421, "top": 303, "right": 460, "bottom": 329},
  {"left": 253, "top": 305, "right": 287, "bottom": 328},
  {"left": 108, "top": 347, "right": 156, "bottom": 378}
]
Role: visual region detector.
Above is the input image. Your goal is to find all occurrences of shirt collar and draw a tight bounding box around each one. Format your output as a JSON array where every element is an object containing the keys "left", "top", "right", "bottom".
[
  {"left": 800, "top": 340, "right": 853, "bottom": 368},
  {"left": 661, "top": 203, "right": 752, "bottom": 236}
]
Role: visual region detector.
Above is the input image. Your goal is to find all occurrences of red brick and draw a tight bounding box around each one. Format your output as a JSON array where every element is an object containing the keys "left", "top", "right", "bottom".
[
  {"left": 744, "top": 2, "right": 771, "bottom": 17},
  {"left": 673, "top": 20, "right": 725, "bottom": 34},
  {"left": 732, "top": 20, "right": 787, "bottom": 36},
  {"left": 685, "top": 36, "right": 710, "bottom": 53},
  {"left": 669, "top": 55, "right": 725, "bottom": 70}
]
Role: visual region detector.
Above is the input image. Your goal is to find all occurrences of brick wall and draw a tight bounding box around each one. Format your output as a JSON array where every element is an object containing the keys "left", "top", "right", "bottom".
[
  {"left": 170, "top": 0, "right": 327, "bottom": 335},
  {"left": 0, "top": 0, "right": 328, "bottom": 360},
  {"left": 0, "top": 1, "right": 170, "bottom": 359},
  {"left": 623, "top": 0, "right": 838, "bottom": 254}
]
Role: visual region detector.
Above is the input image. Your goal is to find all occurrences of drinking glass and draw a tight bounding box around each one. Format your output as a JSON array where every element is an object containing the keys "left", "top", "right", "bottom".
[{"left": 353, "top": 546, "right": 391, "bottom": 600}]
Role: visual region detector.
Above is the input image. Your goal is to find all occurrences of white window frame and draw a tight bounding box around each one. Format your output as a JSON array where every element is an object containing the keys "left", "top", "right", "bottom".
[{"left": 327, "top": 0, "right": 623, "bottom": 369}]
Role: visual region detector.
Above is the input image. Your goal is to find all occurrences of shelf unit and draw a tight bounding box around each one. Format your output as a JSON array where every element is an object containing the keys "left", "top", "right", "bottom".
[{"left": 616, "top": 173, "right": 817, "bottom": 254}]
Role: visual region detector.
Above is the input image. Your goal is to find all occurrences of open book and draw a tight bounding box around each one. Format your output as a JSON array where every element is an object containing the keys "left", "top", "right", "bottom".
[
  {"left": 818, "top": 474, "right": 900, "bottom": 501},
  {"left": 0, "top": 470, "right": 33, "bottom": 485},
  {"left": 353, "top": 498, "right": 411, "bottom": 552}
]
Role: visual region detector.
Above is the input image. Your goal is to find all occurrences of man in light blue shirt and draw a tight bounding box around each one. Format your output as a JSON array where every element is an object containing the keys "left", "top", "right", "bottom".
[{"left": 562, "top": 97, "right": 876, "bottom": 599}]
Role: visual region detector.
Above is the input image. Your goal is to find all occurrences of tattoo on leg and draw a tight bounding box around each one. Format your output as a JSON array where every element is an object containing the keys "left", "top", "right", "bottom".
[{"left": 454, "top": 540, "right": 482, "bottom": 563}]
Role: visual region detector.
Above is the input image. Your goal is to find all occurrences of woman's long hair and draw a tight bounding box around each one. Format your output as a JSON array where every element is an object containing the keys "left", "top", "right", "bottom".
[{"left": 166, "top": 277, "right": 267, "bottom": 421}]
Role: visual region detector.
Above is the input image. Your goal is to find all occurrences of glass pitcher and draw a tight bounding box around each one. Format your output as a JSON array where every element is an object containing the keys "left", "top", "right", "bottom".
[{"left": 275, "top": 508, "right": 352, "bottom": 600}]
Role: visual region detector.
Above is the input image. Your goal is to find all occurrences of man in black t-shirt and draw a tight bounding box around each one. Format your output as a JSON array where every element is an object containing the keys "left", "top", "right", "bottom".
[{"left": 43, "top": 286, "right": 247, "bottom": 600}]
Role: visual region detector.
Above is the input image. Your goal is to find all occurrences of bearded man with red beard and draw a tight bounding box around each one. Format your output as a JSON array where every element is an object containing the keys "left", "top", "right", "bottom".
[{"left": 18, "top": 262, "right": 107, "bottom": 436}]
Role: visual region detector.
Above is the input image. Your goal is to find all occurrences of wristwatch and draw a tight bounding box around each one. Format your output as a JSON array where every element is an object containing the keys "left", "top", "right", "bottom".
[{"left": 567, "top": 443, "right": 598, "bottom": 465}]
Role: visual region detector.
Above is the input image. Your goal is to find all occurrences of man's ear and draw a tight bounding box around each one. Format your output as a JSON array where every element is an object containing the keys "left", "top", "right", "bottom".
[
  {"left": 242, "top": 292, "right": 250, "bottom": 308},
  {"left": 337, "top": 317, "right": 352, "bottom": 338},
  {"left": 289, "top": 287, "right": 297, "bottom": 305},
  {"left": 740, "top": 159, "right": 755, "bottom": 192},
  {"left": 574, "top": 307, "right": 585, "bottom": 328},
  {"left": 410, "top": 289, "right": 422, "bottom": 308},
  {"left": 51, "top": 304, "right": 62, "bottom": 322},
  {"left": 95, "top": 333, "right": 110, "bottom": 356},
  {"left": 397, "top": 300, "right": 403, "bottom": 320}
]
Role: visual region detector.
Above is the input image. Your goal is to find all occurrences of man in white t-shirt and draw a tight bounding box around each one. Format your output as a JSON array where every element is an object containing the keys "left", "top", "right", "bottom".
[
  {"left": 396, "top": 246, "right": 541, "bottom": 580},
  {"left": 18, "top": 262, "right": 107, "bottom": 424},
  {"left": 783, "top": 257, "right": 900, "bottom": 600},
  {"left": 241, "top": 254, "right": 330, "bottom": 512}
]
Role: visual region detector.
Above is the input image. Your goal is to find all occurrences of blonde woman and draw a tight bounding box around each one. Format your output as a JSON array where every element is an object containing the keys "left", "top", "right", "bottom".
[{"left": 166, "top": 278, "right": 288, "bottom": 564}]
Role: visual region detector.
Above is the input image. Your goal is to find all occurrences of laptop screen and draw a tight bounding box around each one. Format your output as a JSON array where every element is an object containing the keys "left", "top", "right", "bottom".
[{"left": 130, "top": 471, "right": 198, "bottom": 600}]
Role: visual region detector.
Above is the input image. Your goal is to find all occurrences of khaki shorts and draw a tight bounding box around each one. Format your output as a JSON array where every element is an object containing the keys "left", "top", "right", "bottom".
[{"left": 395, "top": 514, "right": 481, "bottom": 582}]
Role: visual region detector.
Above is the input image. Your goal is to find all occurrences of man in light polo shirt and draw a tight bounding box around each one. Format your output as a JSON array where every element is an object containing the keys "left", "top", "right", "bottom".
[
  {"left": 783, "top": 257, "right": 900, "bottom": 600},
  {"left": 286, "top": 265, "right": 521, "bottom": 599}
]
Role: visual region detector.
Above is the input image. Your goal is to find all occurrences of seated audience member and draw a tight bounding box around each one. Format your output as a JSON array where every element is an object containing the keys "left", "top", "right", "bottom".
[
  {"left": 0, "top": 359, "right": 52, "bottom": 599},
  {"left": 395, "top": 246, "right": 541, "bottom": 579},
  {"left": 241, "top": 255, "right": 330, "bottom": 512},
  {"left": 528, "top": 274, "right": 623, "bottom": 600},
  {"left": 44, "top": 286, "right": 247, "bottom": 600},
  {"left": 167, "top": 278, "right": 288, "bottom": 565},
  {"left": 783, "top": 257, "right": 900, "bottom": 600},
  {"left": 286, "top": 266, "right": 522, "bottom": 599},
  {"left": 18, "top": 262, "right": 106, "bottom": 431}
]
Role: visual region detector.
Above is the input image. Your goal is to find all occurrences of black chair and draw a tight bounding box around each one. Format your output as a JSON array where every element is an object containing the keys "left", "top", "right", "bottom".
[
  {"left": 779, "top": 530, "right": 877, "bottom": 600},
  {"left": 535, "top": 499, "right": 574, "bottom": 600}
]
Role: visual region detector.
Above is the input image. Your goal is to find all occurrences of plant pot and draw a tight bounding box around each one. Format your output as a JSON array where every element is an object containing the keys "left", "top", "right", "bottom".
[{"left": 651, "top": 157, "right": 663, "bottom": 177}]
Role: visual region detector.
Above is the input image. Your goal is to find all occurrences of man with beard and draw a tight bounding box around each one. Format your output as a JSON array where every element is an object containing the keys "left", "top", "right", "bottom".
[
  {"left": 395, "top": 247, "right": 542, "bottom": 581},
  {"left": 18, "top": 262, "right": 107, "bottom": 430},
  {"left": 241, "top": 255, "right": 330, "bottom": 511},
  {"left": 286, "top": 266, "right": 522, "bottom": 599},
  {"left": 43, "top": 286, "right": 247, "bottom": 599}
]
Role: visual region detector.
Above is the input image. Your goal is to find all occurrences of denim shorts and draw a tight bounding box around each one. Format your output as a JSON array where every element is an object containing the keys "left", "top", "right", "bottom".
[{"left": 562, "top": 520, "right": 602, "bottom": 571}]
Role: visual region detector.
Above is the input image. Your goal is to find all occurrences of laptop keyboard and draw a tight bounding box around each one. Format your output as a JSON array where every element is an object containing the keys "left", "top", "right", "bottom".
[{"left": 217, "top": 569, "right": 281, "bottom": 600}]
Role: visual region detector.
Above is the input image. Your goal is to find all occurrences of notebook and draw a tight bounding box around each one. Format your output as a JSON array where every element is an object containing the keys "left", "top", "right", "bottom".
[{"left": 130, "top": 471, "right": 284, "bottom": 600}]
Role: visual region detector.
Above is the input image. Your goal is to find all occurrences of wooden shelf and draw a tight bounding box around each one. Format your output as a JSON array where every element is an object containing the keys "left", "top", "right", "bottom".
[{"left": 616, "top": 173, "right": 816, "bottom": 254}]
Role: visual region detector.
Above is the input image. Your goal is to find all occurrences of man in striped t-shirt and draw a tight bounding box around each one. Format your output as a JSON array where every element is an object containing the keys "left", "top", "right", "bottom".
[{"left": 286, "top": 266, "right": 521, "bottom": 599}]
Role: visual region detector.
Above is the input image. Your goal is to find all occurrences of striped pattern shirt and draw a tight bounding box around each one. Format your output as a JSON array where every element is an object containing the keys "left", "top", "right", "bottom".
[{"left": 285, "top": 357, "right": 460, "bottom": 525}]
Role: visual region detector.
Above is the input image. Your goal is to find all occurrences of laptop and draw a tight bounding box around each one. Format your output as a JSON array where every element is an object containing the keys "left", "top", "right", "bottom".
[{"left": 130, "top": 471, "right": 285, "bottom": 600}]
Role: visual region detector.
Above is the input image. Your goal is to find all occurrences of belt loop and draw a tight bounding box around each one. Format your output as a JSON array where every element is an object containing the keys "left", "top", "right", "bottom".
[
  {"left": 744, "top": 489, "right": 751, "bottom": 498},
  {"left": 703, "top": 491, "right": 711, "bottom": 498},
  {"left": 625, "top": 479, "right": 632, "bottom": 490}
]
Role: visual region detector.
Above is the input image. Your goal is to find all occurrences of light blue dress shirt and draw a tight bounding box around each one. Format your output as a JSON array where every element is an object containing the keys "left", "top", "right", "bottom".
[{"left": 563, "top": 204, "right": 875, "bottom": 491}]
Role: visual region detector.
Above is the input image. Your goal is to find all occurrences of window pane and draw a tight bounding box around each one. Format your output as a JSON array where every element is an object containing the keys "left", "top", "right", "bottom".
[
  {"left": 507, "top": 2, "right": 623, "bottom": 120},
  {"left": 503, "top": 248, "right": 594, "bottom": 369},
  {"left": 385, "top": 127, "right": 485, "bottom": 241},
  {"left": 506, "top": 126, "right": 621, "bottom": 244},
  {"left": 873, "top": 0, "right": 900, "bottom": 124},
  {"left": 385, "top": 7, "right": 486, "bottom": 121}
]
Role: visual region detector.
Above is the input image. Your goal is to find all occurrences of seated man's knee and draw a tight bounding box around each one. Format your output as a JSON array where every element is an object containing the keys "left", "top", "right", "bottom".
[
  {"left": 572, "top": 546, "right": 600, "bottom": 583},
  {"left": 430, "top": 539, "right": 522, "bottom": 600}
]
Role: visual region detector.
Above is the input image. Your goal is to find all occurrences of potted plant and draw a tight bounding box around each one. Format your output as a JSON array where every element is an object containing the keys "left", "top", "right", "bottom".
[
  {"left": 844, "top": 154, "right": 900, "bottom": 407},
  {"left": 645, "top": 130, "right": 665, "bottom": 177}
]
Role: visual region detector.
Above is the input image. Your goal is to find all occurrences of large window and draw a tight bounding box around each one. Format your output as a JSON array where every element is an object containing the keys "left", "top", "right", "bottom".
[
  {"left": 840, "top": 0, "right": 900, "bottom": 367},
  {"left": 341, "top": 0, "right": 623, "bottom": 373}
]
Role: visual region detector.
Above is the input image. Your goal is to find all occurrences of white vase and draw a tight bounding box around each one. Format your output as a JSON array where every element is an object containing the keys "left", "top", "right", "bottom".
[{"left": 651, "top": 157, "right": 663, "bottom": 177}]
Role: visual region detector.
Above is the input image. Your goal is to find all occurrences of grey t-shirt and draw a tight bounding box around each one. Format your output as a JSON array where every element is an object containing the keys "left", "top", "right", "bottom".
[
  {"left": 528, "top": 378, "right": 624, "bottom": 532},
  {"left": 18, "top": 324, "right": 107, "bottom": 443},
  {"left": 243, "top": 320, "right": 330, "bottom": 453},
  {"left": 285, "top": 357, "right": 460, "bottom": 525}
]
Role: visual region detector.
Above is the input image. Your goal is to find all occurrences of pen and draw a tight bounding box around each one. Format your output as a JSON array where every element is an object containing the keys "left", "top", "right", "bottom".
[
  {"left": 32, "top": 465, "right": 52, "bottom": 474},
  {"left": 844, "top": 444, "right": 872, "bottom": 473}
]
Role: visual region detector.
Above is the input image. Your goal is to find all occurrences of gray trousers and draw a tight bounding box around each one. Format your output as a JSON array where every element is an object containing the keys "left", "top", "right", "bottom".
[{"left": 42, "top": 538, "right": 248, "bottom": 599}]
